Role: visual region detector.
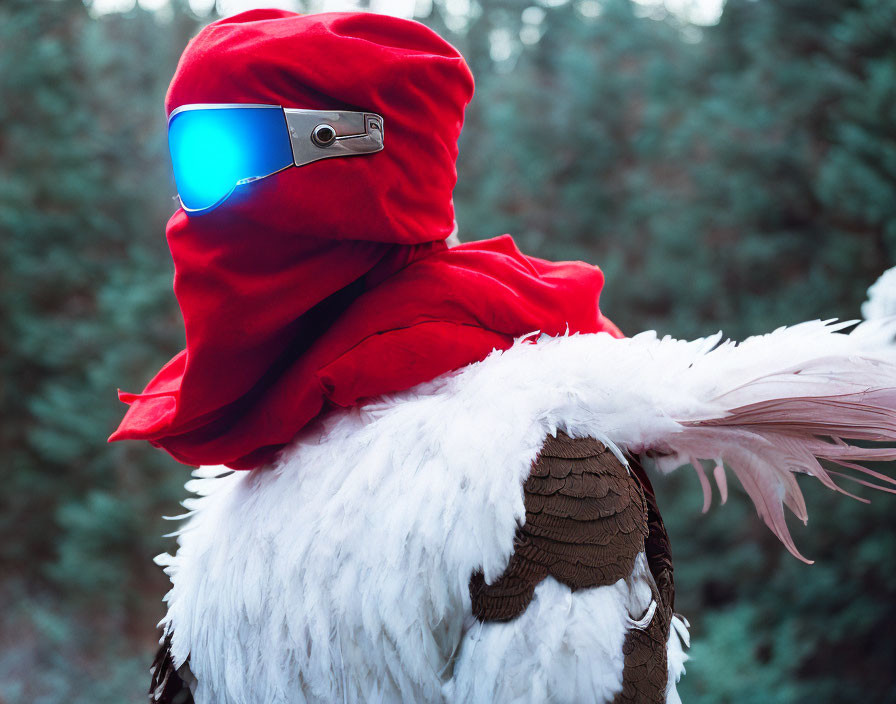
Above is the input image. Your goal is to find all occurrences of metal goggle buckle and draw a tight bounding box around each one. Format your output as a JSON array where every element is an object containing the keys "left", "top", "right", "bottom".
[{"left": 167, "top": 103, "right": 385, "bottom": 214}]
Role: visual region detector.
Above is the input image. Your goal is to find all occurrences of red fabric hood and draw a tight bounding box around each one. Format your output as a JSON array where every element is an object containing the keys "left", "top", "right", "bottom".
[{"left": 111, "top": 10, "right": 621, "bottom": 468}]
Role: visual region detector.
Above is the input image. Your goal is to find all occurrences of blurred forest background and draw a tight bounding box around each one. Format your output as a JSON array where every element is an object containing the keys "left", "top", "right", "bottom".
[{"left": 2, "top": 0, "right": 896, "bottom": 701}]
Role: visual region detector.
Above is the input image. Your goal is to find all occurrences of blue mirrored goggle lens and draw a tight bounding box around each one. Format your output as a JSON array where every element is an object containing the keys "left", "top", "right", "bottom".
[{"left": 168, "top": 106, "right": 294, "bottom": 213}]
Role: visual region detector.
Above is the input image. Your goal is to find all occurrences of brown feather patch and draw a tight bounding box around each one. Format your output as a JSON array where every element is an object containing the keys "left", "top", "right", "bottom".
[
  {"left": 612, "top": 582, "right": 670, "bottom": 704},
  {"left": 629, "top": 455, "right": 675, "bottom": 613},
  {"left": 470, "top": 432, "right": 649, "bottom": 621}
]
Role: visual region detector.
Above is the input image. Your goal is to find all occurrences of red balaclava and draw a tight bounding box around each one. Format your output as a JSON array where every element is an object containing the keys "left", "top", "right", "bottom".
[{"left": 111, "top": 10, "right": 621, "bottom": 468}]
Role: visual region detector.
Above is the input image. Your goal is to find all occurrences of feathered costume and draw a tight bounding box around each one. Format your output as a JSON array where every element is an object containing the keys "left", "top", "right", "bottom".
[{"left": 112, "top": 10, "right": 896, "bottom": 704}]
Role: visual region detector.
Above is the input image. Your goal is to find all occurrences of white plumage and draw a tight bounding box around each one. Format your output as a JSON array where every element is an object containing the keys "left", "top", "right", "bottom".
[
  {"left": 158, "top": 310, "right": 896, "bottom": 702},
  {"left": 863, "top": 265, "right": 896, "bottom": 320}
]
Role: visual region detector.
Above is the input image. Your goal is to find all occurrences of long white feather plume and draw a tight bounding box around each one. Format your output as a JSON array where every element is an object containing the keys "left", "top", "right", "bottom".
[{"left": 608, "top": 318, "right": 896, "bottom": 563}]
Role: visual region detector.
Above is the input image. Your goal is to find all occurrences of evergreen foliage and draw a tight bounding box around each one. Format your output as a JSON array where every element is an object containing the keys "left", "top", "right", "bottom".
[
  {"left": 1, "top": 0, "right": 894, "bottom": 700},
  {"left": 1, "top": 1, "right": 197, "bottom": 698}
]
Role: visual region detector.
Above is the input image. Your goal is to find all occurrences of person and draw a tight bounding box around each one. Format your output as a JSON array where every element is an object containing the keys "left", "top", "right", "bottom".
[{"left": 117, "top": 10, "right": 896, "bottom": 704}]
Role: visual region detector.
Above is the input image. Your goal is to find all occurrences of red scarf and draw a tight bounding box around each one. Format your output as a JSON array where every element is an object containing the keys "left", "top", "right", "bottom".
[{"left": 110, "top": 10, "right": 620, "bottom": 468}]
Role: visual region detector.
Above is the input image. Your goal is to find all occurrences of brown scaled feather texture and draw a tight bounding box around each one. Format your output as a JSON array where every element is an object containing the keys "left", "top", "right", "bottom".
[
  {"left": 613, "top": 579, "right": 670, "bottom": 704},
  {"left": 470, "top": 432, "right": 650, "bottom": 619},
  {"left": 629, "top": 455, "right": 675, "bottom": 614}
]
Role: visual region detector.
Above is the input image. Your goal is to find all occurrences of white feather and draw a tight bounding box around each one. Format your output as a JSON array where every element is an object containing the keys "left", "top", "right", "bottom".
[
  {"left": 863, "top": 265, "right": 896, "bottom": 320},
  {"left": 444, "top": 556, "right": 654, "bottom": 704},
  {"left": 665, "top": 614, "right": 690, "bottom": 704}
]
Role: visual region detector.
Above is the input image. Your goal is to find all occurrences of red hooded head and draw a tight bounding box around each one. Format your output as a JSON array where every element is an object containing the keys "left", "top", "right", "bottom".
[
  {"left": 111, "top": 10, "right": 620, "bottom": 468},
  {"left": 164, "top": 9, "right": 471, "bottom": 242}
]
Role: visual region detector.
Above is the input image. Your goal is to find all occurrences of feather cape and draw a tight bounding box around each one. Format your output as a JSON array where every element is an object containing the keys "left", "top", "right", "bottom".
[{"left": 157, "top": 318, "right": 896, "bottom": 701}]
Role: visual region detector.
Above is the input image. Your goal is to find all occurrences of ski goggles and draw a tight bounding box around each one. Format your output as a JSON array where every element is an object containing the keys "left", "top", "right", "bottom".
[{"left": 167, "top": 104, "right": 385, "bottom": 214}]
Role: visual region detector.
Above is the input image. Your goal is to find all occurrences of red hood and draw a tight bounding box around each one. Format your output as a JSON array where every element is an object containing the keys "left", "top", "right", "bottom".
[{"left": 110, "top": 11, "right": 621, "bottom": 468}]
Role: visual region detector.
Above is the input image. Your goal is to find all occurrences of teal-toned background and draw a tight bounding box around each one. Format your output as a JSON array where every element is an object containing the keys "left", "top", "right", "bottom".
[{"left": 2, "top": 0, "right": 895, "bottom": 701}]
